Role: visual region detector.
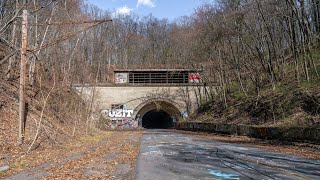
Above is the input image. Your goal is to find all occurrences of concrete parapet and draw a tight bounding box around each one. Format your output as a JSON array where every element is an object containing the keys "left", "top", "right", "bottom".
[{"left": 177, "top": 122, "right": 320, "bottom": 144}]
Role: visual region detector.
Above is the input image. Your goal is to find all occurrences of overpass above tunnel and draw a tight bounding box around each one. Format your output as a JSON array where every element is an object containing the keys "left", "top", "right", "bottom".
[{"left": 74, "top": 68, "right": 207, "bottom": 129}]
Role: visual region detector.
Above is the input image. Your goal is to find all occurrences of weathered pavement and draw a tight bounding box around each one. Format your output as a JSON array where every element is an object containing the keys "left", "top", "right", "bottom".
[
  {"left": 136, "top": 130, "right": 320, "bottom": 180},
  {"left": 3, "top": 131, "right": 142, "bottom": 180}
]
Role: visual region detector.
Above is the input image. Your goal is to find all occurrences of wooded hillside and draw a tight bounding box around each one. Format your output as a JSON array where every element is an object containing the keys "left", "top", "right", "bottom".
[
  {"left": 1, "top": 0, "right": 319, "bottom": 85},
  {"left": 1, "top": 0, "right": 320, "bottom": 151}
]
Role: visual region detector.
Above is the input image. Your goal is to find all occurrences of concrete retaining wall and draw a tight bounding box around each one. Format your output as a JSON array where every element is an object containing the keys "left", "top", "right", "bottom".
[{"left": 176, "top": 122, "right": 320, "bottom": 144}]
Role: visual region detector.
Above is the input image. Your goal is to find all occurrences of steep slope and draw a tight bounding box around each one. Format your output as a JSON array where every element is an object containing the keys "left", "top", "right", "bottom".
[
  {"left": 196, "top": 81, "right": 320, "bottom": 127},
  {"left": 0, "top": 78, "right": 88, "bottom": 170}
]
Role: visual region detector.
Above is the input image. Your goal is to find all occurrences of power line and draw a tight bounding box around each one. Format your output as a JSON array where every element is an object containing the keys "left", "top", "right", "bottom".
[{"left": 30, "top": 19, "right": 112, "bottom": 26}]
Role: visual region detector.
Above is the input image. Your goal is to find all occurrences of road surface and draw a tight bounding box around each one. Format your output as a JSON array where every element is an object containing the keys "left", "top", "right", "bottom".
[{"left": 136, "top": 130, "right": 320, "bottom": 180}]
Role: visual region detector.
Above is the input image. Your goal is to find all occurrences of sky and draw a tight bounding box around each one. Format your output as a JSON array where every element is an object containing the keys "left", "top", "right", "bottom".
[{"left": 86, "top": 0, "right": 209, "bottom": 21}]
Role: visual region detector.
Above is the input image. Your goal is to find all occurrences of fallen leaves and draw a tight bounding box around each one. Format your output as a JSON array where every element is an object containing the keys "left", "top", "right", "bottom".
[{"left": 1, "top": 131, "right": 142, "bottom": 179}]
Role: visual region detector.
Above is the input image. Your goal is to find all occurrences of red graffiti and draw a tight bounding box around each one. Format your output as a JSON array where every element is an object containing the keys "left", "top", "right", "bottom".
[{"left": 188, "top": 73, "right": 201, "bottom": 83}]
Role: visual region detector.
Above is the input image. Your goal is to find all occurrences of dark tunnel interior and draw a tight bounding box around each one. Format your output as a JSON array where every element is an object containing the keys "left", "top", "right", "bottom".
[{"left": 142, "top": 110, "right": 174, "bottom": 129}]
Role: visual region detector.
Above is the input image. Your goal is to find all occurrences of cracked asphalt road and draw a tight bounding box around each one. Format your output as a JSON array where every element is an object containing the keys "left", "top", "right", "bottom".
[{"left": 136, "top": 130, "right": 320, "bottom": 180}]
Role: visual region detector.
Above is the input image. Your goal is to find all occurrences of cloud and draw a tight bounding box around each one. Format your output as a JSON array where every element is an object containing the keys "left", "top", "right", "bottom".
[
  {"left": 137, "top": 0, "right": 156, "bottom": 8},
  {"left": 113, "top": 6, "right": 133, "bottom": 16}
]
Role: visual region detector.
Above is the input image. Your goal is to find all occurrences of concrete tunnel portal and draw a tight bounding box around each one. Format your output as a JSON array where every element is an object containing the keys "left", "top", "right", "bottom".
[
  {"left": 135, "top": 100, "right": 182, "bottom": 129},
  {"left": 75, "top": 68, "right": 202, "bottom": 130}
]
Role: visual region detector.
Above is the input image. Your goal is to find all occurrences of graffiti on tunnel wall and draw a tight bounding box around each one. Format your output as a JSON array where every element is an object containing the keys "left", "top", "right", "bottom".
[
  {"left": 101, "top": 109, "right": 138, "bottom": 128},
  {"left": 115, "top": 73, "right": 128, "bottom": 84},
  {"left": 188, "top": 73, "right": 201, "bottom": 83},
  {"left": 109, "top": 117, "right": 138, "bottom": 129},
  {"left": 102, "top": 109, "right": 134, "bottom": 118}
]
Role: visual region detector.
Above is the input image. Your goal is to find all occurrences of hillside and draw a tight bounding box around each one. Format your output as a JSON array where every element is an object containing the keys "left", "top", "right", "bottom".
[
  {"left": 196, "top": 86, "right": 320, "bottom": 127},
  {"left": 195, "top": 51, "right": 320, "bottom": 128},
  {"left": 0, "top": 78, "right": 89, "bottom": 172}
]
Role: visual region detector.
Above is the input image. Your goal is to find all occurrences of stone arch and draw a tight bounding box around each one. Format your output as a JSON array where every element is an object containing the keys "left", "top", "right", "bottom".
[{"left": 133, "top": 98, "right": 183, "bottom": 120}]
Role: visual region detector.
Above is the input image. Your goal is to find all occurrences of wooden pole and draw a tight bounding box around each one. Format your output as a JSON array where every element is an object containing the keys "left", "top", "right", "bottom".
[{"left": 18, "top": 9, "right": 27, "bottom": 145}]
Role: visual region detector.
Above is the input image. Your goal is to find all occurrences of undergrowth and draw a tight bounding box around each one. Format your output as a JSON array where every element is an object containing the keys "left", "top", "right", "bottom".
[{"left": 196, "top": 49, "right": 320, "bottom": 127}]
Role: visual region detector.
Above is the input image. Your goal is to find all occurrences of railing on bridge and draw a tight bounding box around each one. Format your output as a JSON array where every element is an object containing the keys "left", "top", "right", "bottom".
[{"left": 114, "top": 69, "right": 202, "bottom": 85}]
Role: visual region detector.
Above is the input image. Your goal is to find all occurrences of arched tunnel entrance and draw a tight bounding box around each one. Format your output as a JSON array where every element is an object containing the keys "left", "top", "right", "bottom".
[
  {"left": 142, "top": 110, "right": 173, "bottom": 129},
  {"left": 135, "top": 100, "right": 182, "bottom": 129}
]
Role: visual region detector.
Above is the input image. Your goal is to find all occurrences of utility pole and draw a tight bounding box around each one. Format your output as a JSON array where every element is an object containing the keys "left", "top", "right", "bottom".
[
  {"left": 16, "top": 3, "right": 111, "bottom": 144},
  {"left": 18, "top": 9, "right": 27, "bottom": 145}
]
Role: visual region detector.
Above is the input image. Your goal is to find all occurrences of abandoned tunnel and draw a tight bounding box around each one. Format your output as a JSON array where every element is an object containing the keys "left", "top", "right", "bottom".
[
  {"left": 142, "top": 110, "right": 173, "bottom": 129},
  {"left": 135, "top": 100, "right": 182, "bottom": 129}
]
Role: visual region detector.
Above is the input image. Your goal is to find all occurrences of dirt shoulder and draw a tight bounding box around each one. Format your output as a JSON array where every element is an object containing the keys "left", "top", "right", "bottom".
[
  {"left": 1, "top": 131, "right": 142, "bottom": 179},
  {"left": 175, "top": 130, "right": 320, "bottom": 160}
]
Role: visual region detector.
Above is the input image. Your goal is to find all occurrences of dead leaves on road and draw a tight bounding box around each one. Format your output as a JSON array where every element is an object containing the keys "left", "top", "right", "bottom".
[{"left": 2, "top": 131, "right": 142, "bottom": 179}]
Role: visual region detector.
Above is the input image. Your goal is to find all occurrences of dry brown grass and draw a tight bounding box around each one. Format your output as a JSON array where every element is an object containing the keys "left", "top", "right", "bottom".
[{"left": 0, "top": 78, "right": 89, "bottom": 174}]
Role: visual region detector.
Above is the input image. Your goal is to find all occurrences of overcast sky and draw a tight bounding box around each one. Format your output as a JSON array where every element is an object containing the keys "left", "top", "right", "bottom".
[{"left": 86, "top": 0, "right": 209, "bottom": 21}]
